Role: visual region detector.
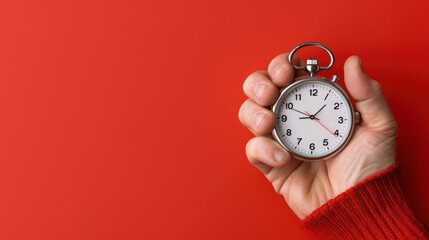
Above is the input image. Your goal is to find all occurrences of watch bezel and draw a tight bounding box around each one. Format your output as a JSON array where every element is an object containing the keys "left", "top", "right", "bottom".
[{"left": 271, "top": 75, "right": 356, "bottom": 161}]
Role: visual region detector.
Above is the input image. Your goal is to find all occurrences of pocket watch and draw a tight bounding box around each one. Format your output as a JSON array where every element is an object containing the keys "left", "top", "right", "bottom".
[{"left": 271, "top": 42, "right": 360, "bottom": 161}]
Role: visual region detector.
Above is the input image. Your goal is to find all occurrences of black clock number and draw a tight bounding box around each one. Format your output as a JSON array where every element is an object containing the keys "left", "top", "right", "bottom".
[
  {"left": 281, "top": 115, "right": 287, "bottom": 122},
  {"left": 286, "top": 102, "right": 293, "bottom": 109},
  {"left": 309, "top": 143, "right": 315, "bottom": 150},
  {"left": 323, "top": 139, "right": 328, "bottom": 146},
  {"left": 286, "top": 129, "right": 292, "bottom": 136},
  {"left": 297, "top": 138, "right": 302, "bottom": 145},
  {"left": 334, "top": 130, "right": 339, "bottom": 137},
  {"left": 295, "top": 94, "right": 301, "bottom": 101},
  {"left": 334, "top": 102, "right": 340, "bottom": 110},
  {"left": 338, "top": 116, "right": 343, "bottom": 124},
  {"left": 310, "top": 89, "right": 318, "bottom": 96}
]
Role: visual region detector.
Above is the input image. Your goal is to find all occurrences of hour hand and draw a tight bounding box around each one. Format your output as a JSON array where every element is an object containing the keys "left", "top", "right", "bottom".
[
  {"left": 299, "top": 116, "right": 320, "bottom": 120},
  {"left": 291, "top": 108, "right": 320, "bottom": 120}
]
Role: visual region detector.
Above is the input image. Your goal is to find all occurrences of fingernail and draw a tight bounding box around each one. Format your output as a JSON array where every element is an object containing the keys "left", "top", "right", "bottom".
[
  {"left": 273, "top": 64, "right": 285, "bottom": 79},
  {"left": 254, "top": 112, "right": 266, "bottom": 129},
  {"left": 254, "top": 84, "right": 267, "bottom": 101},
  {"left": 273, "top": 150, "right": 285, "bottom": 163}
]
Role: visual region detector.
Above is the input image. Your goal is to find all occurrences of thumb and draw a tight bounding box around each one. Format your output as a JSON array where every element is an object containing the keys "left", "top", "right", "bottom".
[{"left": 344, "top": 56, "right": 397, "bottom": 133}]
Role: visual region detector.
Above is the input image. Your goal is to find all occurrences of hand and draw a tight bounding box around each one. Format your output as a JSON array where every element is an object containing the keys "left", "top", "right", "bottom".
[{"left": 238, "top": 54, "right": 397, "bottom": 219}]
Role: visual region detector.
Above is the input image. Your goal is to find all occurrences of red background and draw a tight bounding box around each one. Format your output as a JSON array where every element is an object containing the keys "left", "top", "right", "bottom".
[{"left": 0, "top": 0, "right": 428, "bottom": 239}]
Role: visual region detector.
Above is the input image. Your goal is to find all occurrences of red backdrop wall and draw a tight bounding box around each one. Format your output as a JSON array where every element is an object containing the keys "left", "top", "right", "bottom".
[{"left": 0, "top": 0, "right": 428, "bottom": 239}]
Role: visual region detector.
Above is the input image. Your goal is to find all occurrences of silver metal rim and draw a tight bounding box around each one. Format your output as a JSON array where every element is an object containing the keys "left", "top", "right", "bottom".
[
  {"left": 271, "top": 76, "right": 356, "bottom": 161},
  {"left": 288, "top": 42, "right": 335, "bottom": 71}
]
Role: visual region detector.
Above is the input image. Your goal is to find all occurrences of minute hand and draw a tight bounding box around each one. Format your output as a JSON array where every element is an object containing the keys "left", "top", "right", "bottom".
[
  {"left": 291, "top": 108, "right": 310, "bottom": 116},
  {"left": 313, "top": 104, "right": 326, "bottom": 117},
  {"left": 292, "top": 108, "right": 320, "bottom": 120}
]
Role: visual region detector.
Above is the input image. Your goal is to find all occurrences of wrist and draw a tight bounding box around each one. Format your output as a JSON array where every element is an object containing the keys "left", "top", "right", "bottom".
[{"left": 303, "top": 162, "right": 429, "bottom": 239}]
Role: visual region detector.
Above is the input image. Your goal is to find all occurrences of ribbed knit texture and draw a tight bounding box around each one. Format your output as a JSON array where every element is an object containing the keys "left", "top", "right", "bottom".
[{"left": 302, "top": 163, "right": 429, "bottom": 239}]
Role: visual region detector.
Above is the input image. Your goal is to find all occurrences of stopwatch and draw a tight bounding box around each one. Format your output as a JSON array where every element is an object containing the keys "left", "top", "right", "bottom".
[{"left": 272, "top": 42, "right": 360, "bottom": 161}]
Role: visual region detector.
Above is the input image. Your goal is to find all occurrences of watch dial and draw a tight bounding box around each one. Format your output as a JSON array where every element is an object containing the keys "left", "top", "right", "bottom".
[{"left": 274, "top": 79, "right": 353, "bottom": 159}]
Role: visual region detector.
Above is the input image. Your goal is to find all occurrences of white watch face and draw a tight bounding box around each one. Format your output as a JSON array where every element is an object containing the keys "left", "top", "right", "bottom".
[{"left": 273, "top": 79, "right": 354, "bottom": 159}]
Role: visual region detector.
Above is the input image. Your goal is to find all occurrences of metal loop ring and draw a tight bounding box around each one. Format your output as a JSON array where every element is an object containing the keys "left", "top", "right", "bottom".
[{"left": 288, "top": 42, "right": 335, "bottom": 70}]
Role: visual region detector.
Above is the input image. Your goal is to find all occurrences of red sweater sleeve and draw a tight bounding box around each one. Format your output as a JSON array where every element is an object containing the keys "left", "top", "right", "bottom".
[{"left": 302, "top": 163, "right": 429, "bottom": 239}]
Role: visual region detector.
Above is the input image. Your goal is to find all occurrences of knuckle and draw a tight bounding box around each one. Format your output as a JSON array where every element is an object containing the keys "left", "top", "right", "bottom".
[
  {"left": 239, "top": 99, "right": 276, "bottom": 134},
  {"left": 382, "top": 119, "right": 399, "bottom": 138},
  {"left": 244, "top": 72, "right": 268, "bottom": 96},
  {"left": 253, "top": 111, "right": 275, "bottom": 133},
  {"left": 267, "top": 53, "right": 297, "bottom": 86},
  {"left": 256, "top": 83, "right": 278, "bottom": 106},
  {"left": 245, "top": 79, "right": 278, "bottom": 106},
  {"left": 371, "top": 80, "right": 384, "bottom": 96},
  {"left": 253, "top": 112, "right": 267, "bottom": 131}
]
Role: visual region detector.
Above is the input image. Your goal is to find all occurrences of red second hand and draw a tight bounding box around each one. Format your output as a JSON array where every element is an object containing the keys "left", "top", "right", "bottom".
[{"left": 305, "top": 111, "right": 337, "bottom": 138}]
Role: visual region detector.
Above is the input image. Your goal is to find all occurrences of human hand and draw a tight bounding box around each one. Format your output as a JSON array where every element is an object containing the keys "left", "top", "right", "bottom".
[{"left": 238, "top": 54, "right": 398, "bottom": 219}]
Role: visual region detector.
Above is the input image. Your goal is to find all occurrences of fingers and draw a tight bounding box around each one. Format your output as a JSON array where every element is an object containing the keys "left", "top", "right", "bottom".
[
  {"left": 238, "top": 99, "right": 276, "bottom": 136},
  {"left": 246, "top": 137, "right": 302, "bottom": 194},
  {"left": 243, "top": 71, "right": 279, "bottom": 106},
  {"left": 268, "top": 53, "right": 306, "bottom": 87},
  {"left": 246, "top": 136, "right": 294, "bottom": 173},
  {"left": 344, "top": 56, "right": 398, "bottom": 133}
]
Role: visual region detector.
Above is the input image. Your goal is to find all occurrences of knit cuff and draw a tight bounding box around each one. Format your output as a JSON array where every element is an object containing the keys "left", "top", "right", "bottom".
[{"left": 302, "top": 163, "right": 429, "bottom": 239}]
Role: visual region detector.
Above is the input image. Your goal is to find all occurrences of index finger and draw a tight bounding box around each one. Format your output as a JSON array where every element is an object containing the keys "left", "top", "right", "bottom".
[{"left": 268, "top": 53, "right": 307, "bottom": 88}]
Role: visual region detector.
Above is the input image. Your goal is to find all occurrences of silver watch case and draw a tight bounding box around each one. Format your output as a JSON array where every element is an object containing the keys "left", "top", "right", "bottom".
[{"left": 271, "top": 75, "right": 359, "bottom": 161}]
